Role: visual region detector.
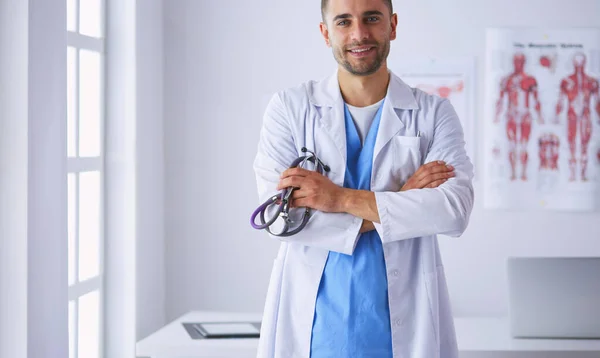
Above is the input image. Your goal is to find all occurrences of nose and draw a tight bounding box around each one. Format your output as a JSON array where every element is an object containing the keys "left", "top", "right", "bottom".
[{"left": 351, "top": 21, "right": 370, "bottom": 43}]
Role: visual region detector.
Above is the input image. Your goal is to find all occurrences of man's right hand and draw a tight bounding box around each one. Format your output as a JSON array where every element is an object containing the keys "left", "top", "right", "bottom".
[
  {"left": 400, "top": 161, "right": 455, "bottom": 191},
  {"left": 358, "top": 161, "right": 454, "bottom": 234}
]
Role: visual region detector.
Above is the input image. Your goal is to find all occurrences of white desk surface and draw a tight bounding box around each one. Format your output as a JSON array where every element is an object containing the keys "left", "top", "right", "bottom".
[
  {"left": 137, "top": 311, "right": 261, "bottom": 358},
  {"left": 454, "top": 317, "right": 600, "bottom": 352},
  {"left": 136, "top": 311, "right": 600, "bottom": 358}
]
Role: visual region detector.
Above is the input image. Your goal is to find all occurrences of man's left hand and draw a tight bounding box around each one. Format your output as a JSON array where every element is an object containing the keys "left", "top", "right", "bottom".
[{"left": 277, "top": 167, "right": 345, "bottom": 213}]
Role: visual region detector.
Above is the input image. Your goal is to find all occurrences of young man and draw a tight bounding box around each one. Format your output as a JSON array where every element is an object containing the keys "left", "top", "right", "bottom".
[{"left": 253, "top": 0, "right": 474, "bottom": 357}]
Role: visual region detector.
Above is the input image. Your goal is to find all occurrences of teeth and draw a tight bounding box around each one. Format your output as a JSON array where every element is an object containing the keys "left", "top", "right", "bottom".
[{"left": 351, "top": 48, "right": 371, "bottom": 53}]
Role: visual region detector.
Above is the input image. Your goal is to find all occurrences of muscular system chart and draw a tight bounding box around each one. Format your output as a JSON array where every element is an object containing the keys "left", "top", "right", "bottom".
[{"left": 484, "top": 28, "right": 600, "bottom": 211}]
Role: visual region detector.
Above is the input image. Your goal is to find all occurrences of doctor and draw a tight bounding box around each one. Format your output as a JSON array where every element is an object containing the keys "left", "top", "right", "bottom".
[{"left": 252, "top": 0, "right": 474, "bottom": 356}]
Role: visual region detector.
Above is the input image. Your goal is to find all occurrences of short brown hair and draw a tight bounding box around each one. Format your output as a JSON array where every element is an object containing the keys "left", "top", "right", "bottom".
[{"left": 321, "top": 0, "right": 394, "bottom": 21}]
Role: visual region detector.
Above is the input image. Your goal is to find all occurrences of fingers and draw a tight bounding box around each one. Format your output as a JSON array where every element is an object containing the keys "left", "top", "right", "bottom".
[
  {"left": 418, "top": 161, "right": 452, "bottom": 175},
  {"left": 413, "top": 161, "right": 454, "bottom": 183},
  {"left": 420, "top": 160, "right": 447, "bottom": 171},
  {"left": 401, "top": 161, "right": 456, "bottom": 191},
  {"left": 425, "top": 163, "right": 454, "bottom": 177},
  {"left": 276, "top": 176, "right": 303, "bottom": 190},
  {"left": 290, "top": 188, "right": 308, "bottom": 201},
  {"left": 280, "top": 167, "right": 311, "bottom": 179},
  {"left": 278, "top": 167, "right": 320, "bottom": 189},
  {"left": 425, "top": 178, "right": 448, "bottom": 188},
  {"left": 416, "top": 170, "right": 455, "bottom": 188}
]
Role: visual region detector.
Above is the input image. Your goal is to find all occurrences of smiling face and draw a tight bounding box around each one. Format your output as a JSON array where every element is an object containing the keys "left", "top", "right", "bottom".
[{"left": 320, "top": 0, "right": 397, "bottom": 76}]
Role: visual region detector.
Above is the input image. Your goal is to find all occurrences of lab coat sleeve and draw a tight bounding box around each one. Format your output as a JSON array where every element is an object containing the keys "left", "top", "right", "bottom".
[
  {"left": 373, "top": 99, "right": 475, "bottom": 244},
  {"left": 253, "top": 92, "right": 362, "bottom": 255}
]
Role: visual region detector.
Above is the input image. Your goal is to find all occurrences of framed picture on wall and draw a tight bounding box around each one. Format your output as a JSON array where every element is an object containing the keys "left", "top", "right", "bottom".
[{"left": 393, "top": 56, "right": 477, "bottom": 179}]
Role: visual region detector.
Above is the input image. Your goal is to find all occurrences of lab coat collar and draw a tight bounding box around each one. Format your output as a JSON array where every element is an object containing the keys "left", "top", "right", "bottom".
[
  {"left": 310, "top": 68, "right": 419, "bottom": 174},
  {"left": 309, "top": 68, "right": 419, "bottom": 110}
]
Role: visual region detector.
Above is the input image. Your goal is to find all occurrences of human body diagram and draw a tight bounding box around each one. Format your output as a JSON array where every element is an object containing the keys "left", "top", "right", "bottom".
[
  {"left": 554, "top": 52, "right": 600, "bottom": 182},
  {"left": 494, "top": 52, "right": 600, "bottom": 183},
  {"left": 494, "top": 53, "right": 544, "bottom": 181}
]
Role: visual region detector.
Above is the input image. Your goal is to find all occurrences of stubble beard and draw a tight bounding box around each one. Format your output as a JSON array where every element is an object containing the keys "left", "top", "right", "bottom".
[{"left": 333, "top": 38, "right": 390, "bottom": 76}]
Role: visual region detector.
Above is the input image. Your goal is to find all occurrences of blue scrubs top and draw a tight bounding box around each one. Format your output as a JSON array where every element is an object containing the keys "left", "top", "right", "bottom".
[{"left": 310, "top": 101, "right": 393, "bottom": 358}]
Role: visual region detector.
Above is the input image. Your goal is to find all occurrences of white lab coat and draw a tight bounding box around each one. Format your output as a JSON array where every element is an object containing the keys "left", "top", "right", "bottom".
[{"left": 253, "top": 70, "right": 474, "bottom": 358}]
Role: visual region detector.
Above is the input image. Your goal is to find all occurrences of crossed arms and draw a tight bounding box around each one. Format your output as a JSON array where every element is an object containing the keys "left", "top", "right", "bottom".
[
  {"left": 253, "top": 94, "right": 475, "bottom": 255},
  {"left": 277, "top": 161, "right": 457, "bottom": 233}
]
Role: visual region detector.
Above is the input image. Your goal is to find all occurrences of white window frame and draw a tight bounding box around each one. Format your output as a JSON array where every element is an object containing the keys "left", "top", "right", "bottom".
[{"left": 67, "top": 1, "right": 106, "bottom": 357}]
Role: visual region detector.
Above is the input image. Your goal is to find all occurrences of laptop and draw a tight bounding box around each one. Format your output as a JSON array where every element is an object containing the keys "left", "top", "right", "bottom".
[{"left": 507, "top": 257, "right": 600, "bottom": 339}]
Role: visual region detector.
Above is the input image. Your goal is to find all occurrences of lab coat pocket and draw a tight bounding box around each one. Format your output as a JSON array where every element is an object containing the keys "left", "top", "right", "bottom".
[
  {"left": 391, "top": 136, "right": 423, "bottom": 187},
  {"left": 424, "top": 266, "right": 459, "bottom": 358}
]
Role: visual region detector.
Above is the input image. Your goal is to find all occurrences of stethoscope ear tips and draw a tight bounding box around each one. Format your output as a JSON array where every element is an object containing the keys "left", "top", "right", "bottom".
[
  {"left": 324, "top": 165, "right": 330, "bottom": 172},
  {"left": 301, "top": 147, "right": 308, "bottom": 153}
]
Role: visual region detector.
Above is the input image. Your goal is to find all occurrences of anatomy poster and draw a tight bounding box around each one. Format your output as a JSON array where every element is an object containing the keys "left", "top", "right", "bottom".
[
  {"left": 484, "top": 28, "right": 600, "bottom": 211},
  {"left": 395, "top": 57, "right": 476, "bottom": 167}
]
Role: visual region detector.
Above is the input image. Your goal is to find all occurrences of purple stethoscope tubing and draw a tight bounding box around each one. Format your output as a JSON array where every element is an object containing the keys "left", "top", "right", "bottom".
[{"left": 250, "top": 148, "right": 329, "bottom": 237}]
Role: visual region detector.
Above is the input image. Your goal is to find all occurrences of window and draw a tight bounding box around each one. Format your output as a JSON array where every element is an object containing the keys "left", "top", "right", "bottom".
[{"left": 67, "top": 1, "right": 105, "bottom": 358}]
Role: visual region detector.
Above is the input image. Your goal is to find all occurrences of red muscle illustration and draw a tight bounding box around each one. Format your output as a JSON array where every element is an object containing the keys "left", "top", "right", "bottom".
[
  {"left": 540, "top": 56, "right": 552, "bottom": 68},
  {"left": 538, "top": 133, "right": 560, "bottom": 171},
  {"left": 416, "top": 81, "right": 464, "bottom": 99},
  {"left": 495, "top": 53, "right": 544, "bottom": 181},
  {"left": 539, "top": 53, "right": 557, "bottom": 74},
  {"left": 554, "top": 52, "right": 600, "bottom": 182}
]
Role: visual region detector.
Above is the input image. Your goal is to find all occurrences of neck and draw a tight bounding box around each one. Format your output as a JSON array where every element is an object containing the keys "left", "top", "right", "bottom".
[{"left": 338, "top": 65, "right": 390, "bottom": 107}]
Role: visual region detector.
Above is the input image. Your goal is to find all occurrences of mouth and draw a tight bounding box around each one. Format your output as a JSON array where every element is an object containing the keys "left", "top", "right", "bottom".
[{"left": 347, "top": 46, "right": 376, "bottom": 58}]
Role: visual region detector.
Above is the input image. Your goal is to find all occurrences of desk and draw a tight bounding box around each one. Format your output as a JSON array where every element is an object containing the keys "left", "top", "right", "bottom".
[
  {"left": 455, "top": 317, "right": 600, "bottom": 358},
  {"left": 137, "top": 311, "right": 261, "bottom": 358},
  {"left": 136, "top": 311, "right": 600, "bottom": 358}
]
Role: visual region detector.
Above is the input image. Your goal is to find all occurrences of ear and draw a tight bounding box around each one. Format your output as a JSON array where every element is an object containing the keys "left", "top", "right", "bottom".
[
  {"left": 319, "top": 22, "right": 331, "bottom": 47},
  {"left": 389, "top": 13, "right": 398, "bottom": 41}
]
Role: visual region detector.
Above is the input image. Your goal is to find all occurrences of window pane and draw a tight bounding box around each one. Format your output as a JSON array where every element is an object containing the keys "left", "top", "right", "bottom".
[
  {"left": 68, "top": 174, "right": 77, "bottom": 285},
  {"left": 67, "top": 47, "right": 77, "bottom": 158},
  {"left": 78, "top": 291, "right": 99, "bottom": 358},
  {"left": 67, "top": 0, "right": 77, "bottom": 32},
  {"left": 79, "top": 50, "right": 101, "bottom": 157},
  {"left": 78, "top": 171, "right": 100, "bottom": 281},
  {"left": 79, "top": 0, "right": 102, "bottom": 38},
  {"left": 69, "top": 300, "right": 76, "bottom": 358}
]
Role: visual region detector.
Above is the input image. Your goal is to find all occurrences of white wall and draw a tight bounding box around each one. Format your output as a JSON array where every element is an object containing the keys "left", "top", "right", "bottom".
[
  {"left": 163, "top": 0, "right": 600, "bottom": 321},
  {"left": 27, "top": 0, "right": 69, "bottom": 356},
  {"left": 0, "top": 0, "right": 69, "bottom": 356},
  {"left": 0, "top": 1, "right": 29, "bottom": 356},
  {"left": 135, "top": 0, "right": 166, "bottom": 342}
]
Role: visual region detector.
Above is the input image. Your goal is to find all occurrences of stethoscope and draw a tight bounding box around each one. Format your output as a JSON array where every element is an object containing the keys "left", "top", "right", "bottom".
[{"left": 250, "top": 147, "right": 330, "bottom": 237}]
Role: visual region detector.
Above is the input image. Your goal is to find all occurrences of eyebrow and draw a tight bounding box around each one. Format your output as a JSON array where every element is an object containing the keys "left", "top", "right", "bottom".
[{"left": 332, "top": 10, "right": 385, "bottom": 22}]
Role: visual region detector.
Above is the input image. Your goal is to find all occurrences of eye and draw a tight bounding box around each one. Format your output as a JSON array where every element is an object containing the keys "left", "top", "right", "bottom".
[
  {"left": 337, "top": 20, "right": 348, "bottom": 26},
  {"left": 366, "top": 16, "right": 379, "bottom": 22}
]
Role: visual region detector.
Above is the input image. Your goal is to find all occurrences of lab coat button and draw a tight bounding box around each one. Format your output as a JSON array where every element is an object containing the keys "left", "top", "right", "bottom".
[
  {"left": 393, "top": 270, "right": 399, "bottom": 276},
  {"left": 395, "top": 319, "right": 402, "bottom": 326}
]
